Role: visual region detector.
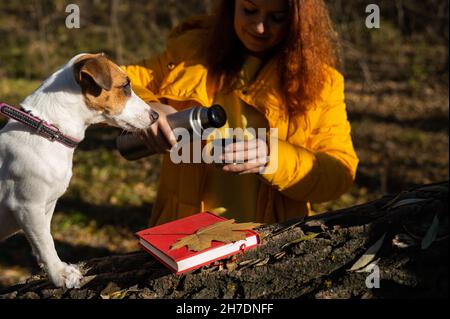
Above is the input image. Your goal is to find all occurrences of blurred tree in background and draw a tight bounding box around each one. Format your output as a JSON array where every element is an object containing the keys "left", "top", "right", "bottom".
[
  {"left": 0, "top": 0, "right": 448, "bottom": 82},
  {"left": 0, "top": 0, "right": 210, "bottom": 78}
]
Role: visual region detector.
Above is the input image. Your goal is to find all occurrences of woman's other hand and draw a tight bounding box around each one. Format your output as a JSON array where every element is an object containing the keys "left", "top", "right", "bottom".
[
  {"left": 142, "top": 102, "right": 178, "bottom": 154},
  {"left": 221, "top": 138, "right": 269, "bottom": 174}
]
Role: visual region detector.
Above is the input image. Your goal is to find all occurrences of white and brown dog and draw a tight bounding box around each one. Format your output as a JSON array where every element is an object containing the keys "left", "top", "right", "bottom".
[{"left": 0, "top": 53, "right": 157, "bottom": 288}]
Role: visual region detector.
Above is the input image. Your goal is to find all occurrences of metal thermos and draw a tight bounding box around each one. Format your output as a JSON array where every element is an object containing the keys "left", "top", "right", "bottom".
[{"left": 116, "top": 104, "right": 227, "bottom": 161}]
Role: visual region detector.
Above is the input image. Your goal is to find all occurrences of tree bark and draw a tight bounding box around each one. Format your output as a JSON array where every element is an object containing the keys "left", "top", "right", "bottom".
[{"left": 0, "top": 182, "right": 448, "bottom": 299}]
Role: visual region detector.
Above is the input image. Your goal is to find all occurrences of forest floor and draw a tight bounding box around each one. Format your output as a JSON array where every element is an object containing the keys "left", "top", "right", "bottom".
[
  {"left": 1, "top": 182, "right": 447, "bottom": 299},
  {"left": 0, "top": 47, "right": 448, "bottom": 289}
]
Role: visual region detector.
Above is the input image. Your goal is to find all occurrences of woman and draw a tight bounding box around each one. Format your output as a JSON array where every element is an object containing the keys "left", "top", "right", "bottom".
[{"left": 122, "top": 0, "right": 359, "bottom": 226}]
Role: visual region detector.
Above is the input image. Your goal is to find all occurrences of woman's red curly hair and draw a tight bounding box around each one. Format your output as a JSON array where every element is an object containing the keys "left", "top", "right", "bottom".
[{"left": 206, "top": 0, "right": 339, "bottom": 115}]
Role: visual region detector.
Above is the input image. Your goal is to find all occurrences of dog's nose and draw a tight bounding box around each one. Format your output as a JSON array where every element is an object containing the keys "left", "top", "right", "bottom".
[{"left": 150, "top": 110, "right": 159, "bottom": 124}]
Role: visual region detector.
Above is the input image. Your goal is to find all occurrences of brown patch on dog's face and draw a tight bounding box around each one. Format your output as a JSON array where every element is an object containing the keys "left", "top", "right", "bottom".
[{"left": 73, "top": 53, "right": 131, "bottom": 115}]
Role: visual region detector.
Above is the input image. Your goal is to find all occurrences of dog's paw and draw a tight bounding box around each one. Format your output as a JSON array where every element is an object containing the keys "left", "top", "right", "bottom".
[
  {"left": 49, "top": 262, "right": 83, "bottom": 289},
  {"left": 62, "top": 263, "right": 83, "bottom": 289}
]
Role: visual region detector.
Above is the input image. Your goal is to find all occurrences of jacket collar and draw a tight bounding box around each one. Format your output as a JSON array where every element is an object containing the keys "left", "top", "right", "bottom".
[{"left": 159, "top": 55, "right": 288, "bottom": 127}]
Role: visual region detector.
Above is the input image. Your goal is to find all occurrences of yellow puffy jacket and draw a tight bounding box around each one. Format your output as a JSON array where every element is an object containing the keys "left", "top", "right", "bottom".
[{"left": 122, "top": 17, "right": 359, "bottom": 226}]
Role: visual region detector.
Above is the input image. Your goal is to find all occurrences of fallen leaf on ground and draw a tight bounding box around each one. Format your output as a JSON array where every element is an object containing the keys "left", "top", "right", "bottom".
[
  {"left": 101, "top": 285, "right": 139, "bottom": 299},
  {"left": 100, "top": 282, "right": 120, "bottom": 299},
  {"left": 348, "top": 233, "right": 386, "bottom": 272},
  {"left": 281, "top": 232, "right": 320, "bottom": 249},
  {"left": 355, "top": 259, "right": 380, "bottom": 273},
  {"left": 170, "top": 219, "right": 261, "bottom": 252},
  {"left": 392, "top": 233, "right": 417, "bottom": 249},
  {"left": 238, "top": 259, "right": 258, "bottom": 267},
  {"left": 273, "top": 252, "right": 286, "bottom": 260},
  {"left": 226, "top": 261, "right": 237, "bottom": 271},
  {"left": 421, "top": 214, "right": 440, "bottom": 250},
  {"left": 238, "top": 258, "right": 265, "bottom": 270},
  {"left": 254, "top": 257, "right": 270, "bottom": 267}
]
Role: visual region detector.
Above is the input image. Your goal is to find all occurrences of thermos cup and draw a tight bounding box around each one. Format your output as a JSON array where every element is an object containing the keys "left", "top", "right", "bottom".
[{"left": 116, "top": 104, "right": 227, "bottom": 161}]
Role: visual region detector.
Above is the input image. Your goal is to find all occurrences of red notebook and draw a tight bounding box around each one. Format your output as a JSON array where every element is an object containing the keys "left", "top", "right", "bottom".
[{"left": 136, "top": 212, "right": 261, "bottom": 274}]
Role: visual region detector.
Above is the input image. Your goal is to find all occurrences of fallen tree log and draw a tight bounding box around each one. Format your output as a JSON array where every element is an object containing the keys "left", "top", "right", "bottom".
[{"left": 0, "top": 182, "right": 448, "bottom": 299}]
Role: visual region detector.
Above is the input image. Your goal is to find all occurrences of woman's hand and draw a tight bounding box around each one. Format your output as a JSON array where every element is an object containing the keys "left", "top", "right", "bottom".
[
  {"left": 142, "top": 102, "right": 178, "bottom": 154},
  {"left": 221, "top": 138, "right": 269, "bottom": 174}
]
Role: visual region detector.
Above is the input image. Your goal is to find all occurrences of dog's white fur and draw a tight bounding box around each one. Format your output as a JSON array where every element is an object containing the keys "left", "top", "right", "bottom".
[{"left": 0, "top": 53, "right": 152, "bottom": 288}]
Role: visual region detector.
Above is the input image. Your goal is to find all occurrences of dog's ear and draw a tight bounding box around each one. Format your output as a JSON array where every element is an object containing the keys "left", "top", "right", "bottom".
[{"left": 73, "top": 55, "right": 113, "bottom": 93}]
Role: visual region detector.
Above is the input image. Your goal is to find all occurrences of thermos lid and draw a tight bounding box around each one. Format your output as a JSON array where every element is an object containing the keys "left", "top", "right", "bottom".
[{"left": 207, "top": 104, "right": 227, "bottom": 128}]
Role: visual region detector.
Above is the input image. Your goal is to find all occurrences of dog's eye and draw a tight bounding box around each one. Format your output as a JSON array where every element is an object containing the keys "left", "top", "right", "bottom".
[{"left": 121, "top": 81, "right": 131, "bottom": 96}]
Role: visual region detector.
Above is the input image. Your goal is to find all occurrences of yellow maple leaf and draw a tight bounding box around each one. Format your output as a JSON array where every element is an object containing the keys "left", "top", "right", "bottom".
[{"left": 170, "top": 219, "right": 262, "bottom": 252}]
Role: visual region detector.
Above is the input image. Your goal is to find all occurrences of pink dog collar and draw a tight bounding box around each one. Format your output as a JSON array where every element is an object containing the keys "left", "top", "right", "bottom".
[{"left": 0, "top": 102, "right": 80, "bottom": 148}]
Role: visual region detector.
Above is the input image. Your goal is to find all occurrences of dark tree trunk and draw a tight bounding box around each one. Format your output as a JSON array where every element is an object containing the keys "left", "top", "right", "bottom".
[{"left": 1, "top": 182, "right": 448, "bottom": 299}]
